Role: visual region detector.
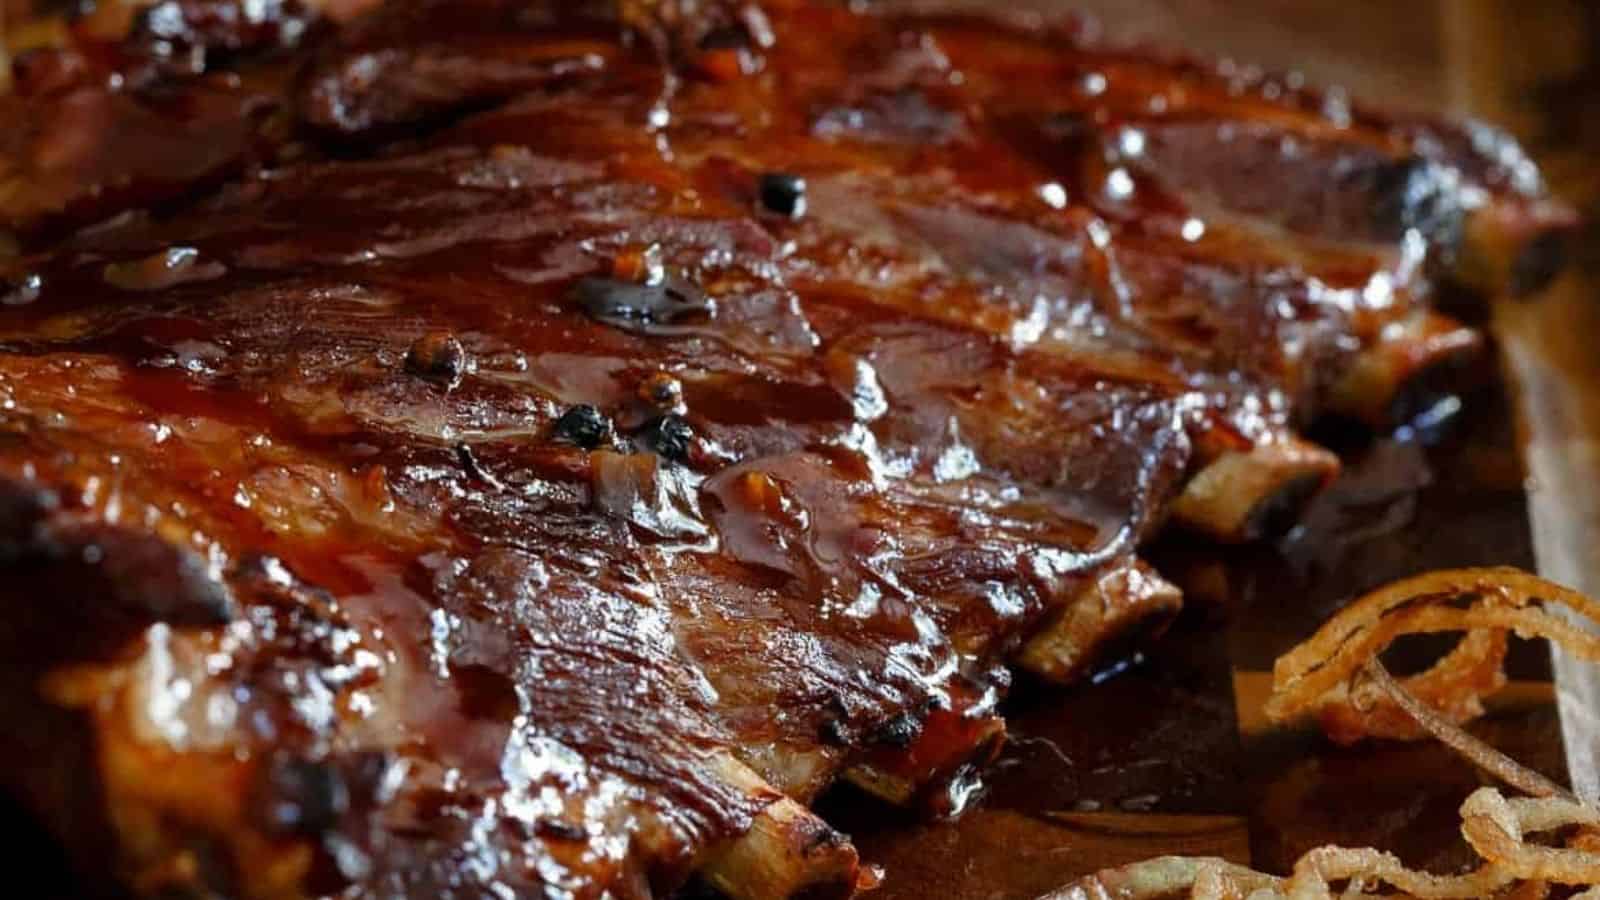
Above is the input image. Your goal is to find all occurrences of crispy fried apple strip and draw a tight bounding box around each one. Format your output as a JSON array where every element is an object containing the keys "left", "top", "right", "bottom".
[
  {"left": 1266, "top": 567, "right": 1600, "bottom": 740},
  {"left": 1041, "top": 569, "right": 1600, "bottom": 900},
  {"left": 1462, "top": 789, "right": 1600, "bottom": 884},
  {"left": 1316, "top": 628, "right": 1510, "bottom": 745},
  {"left": 1041, "top": 787, "right": 1600, "bottom": 900},
  {"left": 1359, "top": 658, "right": 1570, "bottom": 801},
  {"left": 1040, "top": 856, "right": 1282, "bottom": 900}
]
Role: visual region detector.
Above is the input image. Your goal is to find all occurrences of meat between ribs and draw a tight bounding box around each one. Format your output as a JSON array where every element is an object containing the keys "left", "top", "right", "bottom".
[{"left": 0, "top": 1, "right": 1574, "bottom": 898}]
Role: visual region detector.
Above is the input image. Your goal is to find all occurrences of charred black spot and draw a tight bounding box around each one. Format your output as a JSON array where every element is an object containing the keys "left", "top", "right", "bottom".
[
  {"left": 552, "top": 404, "right": 614, "bottom": 450},
  {"left": 574, "top": 277, "right": 712, "bottom": 332},
  {"left": 404, "top": 331, "right": 467, "bottom": 386},
  {"left": 818, "top": 691, "right": 855, "bottom": 746},
  {"left": 758, "top": 172, "right": 808, "bottom": 219},
  {"left": 534, "top": 818, "right": 588, "bottom": 841},
  {"left": 870, "top": 711, "right": 923, "bottom": 749},
  {"left": 258, "top": 757, "right": 350, "bottom": 836},
  {"left": 637, "top": 415, "right": 694, "bottom": 463},
  {"left": 818, "top": 716, "right": 851, "bottom": 747},
  {"left": 801, "top": 823, "right": 849, "bottom": 855}
]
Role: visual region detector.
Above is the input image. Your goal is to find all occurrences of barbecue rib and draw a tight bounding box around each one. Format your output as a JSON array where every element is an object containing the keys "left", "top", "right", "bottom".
[{"left": 0, "top": 2, "right": 1573, "bottom": 898}]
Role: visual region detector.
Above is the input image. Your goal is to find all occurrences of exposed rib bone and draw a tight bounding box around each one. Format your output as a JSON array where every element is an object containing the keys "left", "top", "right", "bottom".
[
  {"left": 1170, "top": 438, "right": 1339, "bottom": 543},
  {"left": 702, "top": 754, "right": 861, "bottom": 900},
  {"left": 1017, "top": 558, "right": 1183, "bottom": 684},
  {"left": 843, "top": 682, "right": 1006, "bottom": 812},
  {"left": 1327, "top": 310, "right": 1484, "bottom": 427},
  {"left": 1454, "top": 201, "right": 1578, "bottom": 299}
]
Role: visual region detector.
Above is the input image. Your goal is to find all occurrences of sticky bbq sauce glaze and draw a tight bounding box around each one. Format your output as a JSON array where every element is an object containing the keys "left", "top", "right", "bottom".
[
  {"left": 795, "top": 357, "right": 1565, "bottom": 900},
  {"left": 0, "top": 332, "right": 1562, "bottom": 900}
]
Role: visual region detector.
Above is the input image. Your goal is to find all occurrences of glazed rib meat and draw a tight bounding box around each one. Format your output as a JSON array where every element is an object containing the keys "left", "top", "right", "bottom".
[{"left": 0, "top": 2, "right": 1573, "bottom": 898}]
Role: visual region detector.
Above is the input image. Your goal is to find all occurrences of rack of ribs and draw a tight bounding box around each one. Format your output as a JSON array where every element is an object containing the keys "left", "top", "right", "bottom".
[{"left": 0, "top": 1, "right": 1575, "bottom": 897}]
